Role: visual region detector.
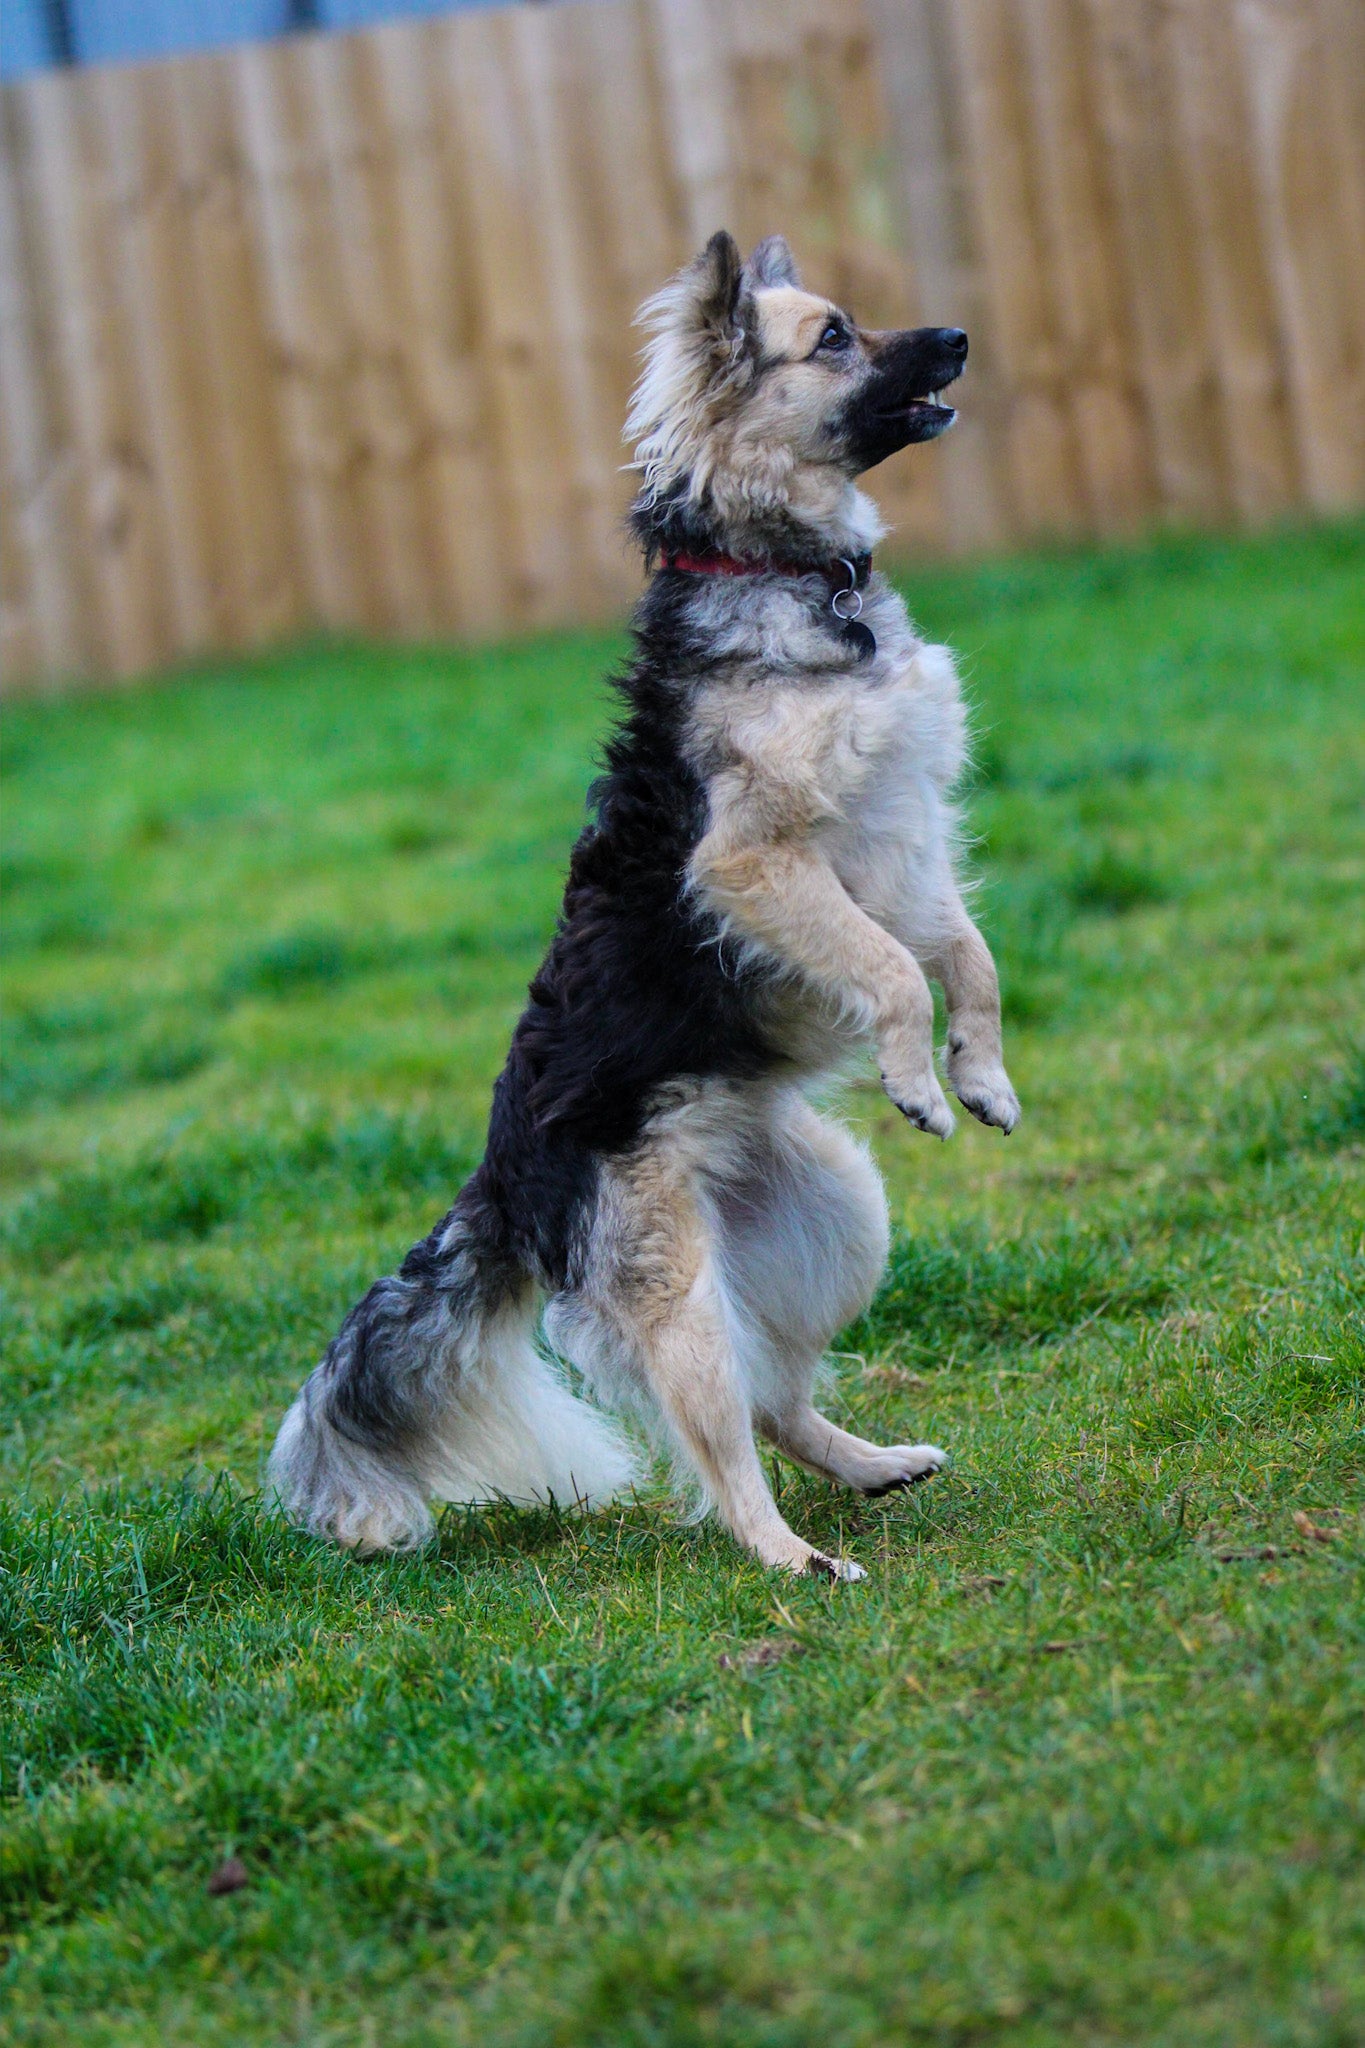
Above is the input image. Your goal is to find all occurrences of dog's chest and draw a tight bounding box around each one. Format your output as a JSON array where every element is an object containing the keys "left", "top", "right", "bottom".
[
  {"left": 786, "top": 632, "right": 966, "bottom": 888},
  {"left": 815, "top": 668, "right": 956, "bottom": 906},
  {"left": 686, "top": 614, "right": 967, "bottom": 921}
]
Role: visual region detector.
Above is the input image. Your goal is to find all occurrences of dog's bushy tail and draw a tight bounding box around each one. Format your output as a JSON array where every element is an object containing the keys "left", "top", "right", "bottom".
[{"left": 269, "top": 1186, "right": 636, "bottom": 1553}]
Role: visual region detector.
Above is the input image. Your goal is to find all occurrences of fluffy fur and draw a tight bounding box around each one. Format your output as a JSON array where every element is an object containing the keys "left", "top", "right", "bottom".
[{"left": 270, "top": 233, "right": 1018, "bottom": 1579}]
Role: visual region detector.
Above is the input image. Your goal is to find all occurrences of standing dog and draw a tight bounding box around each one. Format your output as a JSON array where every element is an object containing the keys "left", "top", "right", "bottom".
[{"left": 270, "top": 232, "right": 1019, "bottom": 1580}]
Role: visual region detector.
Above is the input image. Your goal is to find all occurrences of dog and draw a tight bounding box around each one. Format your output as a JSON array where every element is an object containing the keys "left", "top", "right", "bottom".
[{"left": 269, "top": 232, "right": 1019, "bottom": 1580}]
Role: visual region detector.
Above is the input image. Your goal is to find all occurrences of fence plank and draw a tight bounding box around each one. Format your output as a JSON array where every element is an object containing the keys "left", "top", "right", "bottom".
[
  {"left": 366, "top": 18, "right": 510, "bottom": 638},
  {"left": 1234, "top": 0, "right": 1365, "bottom": 510},
  {"left": 511, "top": 2, "right": 639, "bottom": 612},
  {"left": 1015, "top": 0, "right": 1153, "bottom": 532},
  {"left": 1154, "top": 0, "right": 1296, "bottom": 520},
  {"left": 0, "top": 399, "right": 39, "bottom": 687},
  {"left": 163, "top": 54, "right": 302, "bottom": 651},
  {"left": 950, "top": 0, "right": 1094, "bottom": 537},
  {"left": 304, "top": 29, "right": 441, "bottom": 636},
  {"left": 868, "top": 0, "right": 1012, "bottom": 550},
  {"left": 12, "top": 72, "right": 164, "bottom": 678},
  {"left": 0, "top": 87, "right": 90, "bottom": 680},
  {"left": 647, "top": 0, "right": 737, "bottom": 250},
  {"left": 441, "top": 9, "right": 579, "bottom": 629},
  {"left": 1084, "top": 0, "right": 1232, "bottom": 522},
  {"left": 561, "top": 0, "right": 690, "bottom": 564},
  {"left": 233, "top": 37, "right": 374, "bottom": 632},
  {"left": 95, "top": 63, "right": 230, "bottom": 661}
]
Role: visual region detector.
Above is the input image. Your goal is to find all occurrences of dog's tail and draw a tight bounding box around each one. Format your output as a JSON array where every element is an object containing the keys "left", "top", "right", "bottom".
[{"left": 268, "top": 1180, "right": 637, "bottom": 1553}]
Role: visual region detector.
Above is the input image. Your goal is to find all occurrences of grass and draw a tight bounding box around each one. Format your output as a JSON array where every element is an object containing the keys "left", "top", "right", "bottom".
[{"left": 1, "top": 518, "right": 1362, "bottom": 2046}]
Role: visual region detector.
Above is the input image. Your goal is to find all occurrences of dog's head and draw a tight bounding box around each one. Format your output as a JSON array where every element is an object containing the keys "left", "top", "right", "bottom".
[{"left": 626, "top": 231, "right": 965, "bottom": 557}]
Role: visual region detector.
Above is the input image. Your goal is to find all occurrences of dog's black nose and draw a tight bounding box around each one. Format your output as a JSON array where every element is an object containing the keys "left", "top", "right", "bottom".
[{"left": 939, "top": 328, "right": 968, "bottom": 359}]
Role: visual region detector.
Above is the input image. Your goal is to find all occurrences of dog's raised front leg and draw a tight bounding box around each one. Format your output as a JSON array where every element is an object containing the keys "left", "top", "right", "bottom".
[
  {"left": 923, "top": 913, "right": 1020, "bottom": 1133},
  {"left": 693, "top": 834, "right": 955, "bottom": 1139}
]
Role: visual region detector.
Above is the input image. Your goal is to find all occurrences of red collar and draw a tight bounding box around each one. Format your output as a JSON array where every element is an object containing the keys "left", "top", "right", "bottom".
[
  {"left": 661, "top": 548, "right": 872, "bottom": 592},
  {"left": 662, "top": 549, "right": 793, "bottom": 578}
]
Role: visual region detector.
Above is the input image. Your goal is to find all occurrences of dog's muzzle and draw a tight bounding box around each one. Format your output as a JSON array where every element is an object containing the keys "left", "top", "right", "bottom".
[{"left": 834, "top": 327, "right": 968, "bottom": 473}]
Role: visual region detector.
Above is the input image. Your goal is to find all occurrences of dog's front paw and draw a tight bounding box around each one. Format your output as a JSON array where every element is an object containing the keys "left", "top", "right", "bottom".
[
  {"left": 947, "top": 1054, "right": 1020, "bottom": 1134},
  {"left": 880, "top": 1067, "right": 956, "bottom": 1140}
]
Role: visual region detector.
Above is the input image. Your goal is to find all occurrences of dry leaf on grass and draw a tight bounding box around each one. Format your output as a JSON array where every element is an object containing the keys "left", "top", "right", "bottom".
[
  {"left": 862, "top": 1365, "right": 928, "bottom": 1389},
  {"left": 719, "top": 1636, "right": 805, "bottom": 1672},
  {"left": 1158, "top": 1308, "right": 1217, "bottom": 1339},
  {"left": 1292, "top": 1511, "right": 1340, "bottom": 1543},
  {"left": 207, "top": 1857, "right": 248, "bottom": 1897}
]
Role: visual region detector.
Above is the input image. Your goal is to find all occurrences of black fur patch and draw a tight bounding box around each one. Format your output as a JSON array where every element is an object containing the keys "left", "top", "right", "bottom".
[{"left": 473, "top": 596, "right": 790, "bottom": 1287}]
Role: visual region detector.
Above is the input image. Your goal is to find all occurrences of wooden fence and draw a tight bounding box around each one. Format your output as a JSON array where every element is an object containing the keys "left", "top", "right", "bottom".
[{"left": 2, "top": 0, "right": 1362, "bottom": 692}]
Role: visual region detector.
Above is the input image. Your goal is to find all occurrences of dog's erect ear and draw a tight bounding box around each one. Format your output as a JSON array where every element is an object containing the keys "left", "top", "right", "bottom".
[
  {"left": 690, "top": 230, "right": 746, "bottom": 349},
  {"left": 625, "top": 230, "right": 758, "bottom": 486},
  {"left": 745, "top": 235, "right": 801, "bottom": 290}
]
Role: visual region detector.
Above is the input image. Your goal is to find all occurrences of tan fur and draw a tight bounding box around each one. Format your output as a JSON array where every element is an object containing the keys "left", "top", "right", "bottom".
[
  {"left": 548, "top": 1081, "right": 937, "bottom": 1580},
  {"left": 754, "top": 285, "right": 834, "bottom": 359},
  {"left": 682, "top": 591, "right": 1017, "bottom": 1143}
]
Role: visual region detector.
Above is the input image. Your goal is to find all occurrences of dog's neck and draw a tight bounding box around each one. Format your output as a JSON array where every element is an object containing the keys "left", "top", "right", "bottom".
[{"left": 629, "top": 469, "right": 884, "bottom": 576}]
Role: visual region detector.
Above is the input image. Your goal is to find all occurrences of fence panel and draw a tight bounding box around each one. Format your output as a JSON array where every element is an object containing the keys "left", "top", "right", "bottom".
[{"left": 1, "top": 0, "right": 1361, "bottom": 691}]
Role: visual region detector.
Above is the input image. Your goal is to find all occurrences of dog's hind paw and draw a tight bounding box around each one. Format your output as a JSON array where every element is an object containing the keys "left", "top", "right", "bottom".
[
  {"left": 859, "top": 1443, "right": 947, "bottom": 1497},
  {"left": 754, "top": 1531, "right": 866, "bottom": 1581},
  {"left": 807, "top": 1551, "right": 867, "bottom": 1583}
]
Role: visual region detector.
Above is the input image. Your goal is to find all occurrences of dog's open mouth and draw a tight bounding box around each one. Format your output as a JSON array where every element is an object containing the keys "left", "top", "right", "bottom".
[
  {"left": 901, "top": 393, "right": 956, "bottom": 431},
  {"left": 885, "top": 371, "right": 961, "bottom": 435}
]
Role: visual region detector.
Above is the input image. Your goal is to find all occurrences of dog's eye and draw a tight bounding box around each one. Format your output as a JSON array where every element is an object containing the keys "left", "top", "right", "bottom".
[{"left": 817, "top": 320, "right": 849, "bottom": 352}]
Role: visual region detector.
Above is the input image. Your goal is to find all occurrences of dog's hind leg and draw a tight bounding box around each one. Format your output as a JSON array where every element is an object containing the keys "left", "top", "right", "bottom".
[
  {"left": 554, "top": 1122, "right": 865, "bottom": 1580},
  {"left": 714, "top": 1093, "right": 946, "bottom": 1495},
  {"left": 764, "top": 1405, "right": 945, "bottom": 1495}
]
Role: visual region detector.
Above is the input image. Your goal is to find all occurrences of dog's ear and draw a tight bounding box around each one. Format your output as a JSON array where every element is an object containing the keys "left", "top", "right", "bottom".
[
  {"left": 745, "top": 235, "right": 801, "bottom": 290},
  {"left": 689, "top": 230, "right": 747, "bottom": 353},
  {"left": 626, "top": 231, "right": 757, "bottom": 484}
]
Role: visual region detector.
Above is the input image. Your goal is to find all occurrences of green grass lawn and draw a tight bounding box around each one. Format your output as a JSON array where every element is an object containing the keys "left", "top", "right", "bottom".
[{"left": 2, "top": 520, "right": 1363, "bottom": 2046}]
